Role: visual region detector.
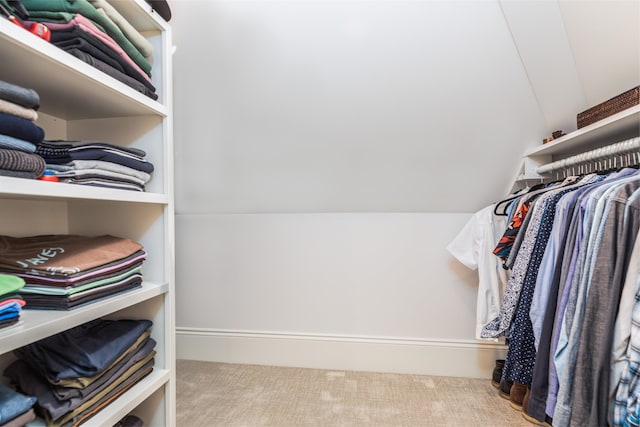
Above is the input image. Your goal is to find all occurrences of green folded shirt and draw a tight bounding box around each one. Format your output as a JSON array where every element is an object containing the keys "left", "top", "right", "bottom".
[
  {"left": 20, "top": 267, "right": 142, "bottom": 296},
  {"left": 0, "top": 274, "right": 25, "bottom": 297}
]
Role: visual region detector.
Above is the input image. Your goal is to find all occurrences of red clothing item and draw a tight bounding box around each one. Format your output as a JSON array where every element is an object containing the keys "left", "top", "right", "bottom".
[{"left": 493, "top": 202, "right": 530, "bottom": 263}]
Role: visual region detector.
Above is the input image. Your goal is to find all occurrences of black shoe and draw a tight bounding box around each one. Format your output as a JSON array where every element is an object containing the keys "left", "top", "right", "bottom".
[
  {"left": 492, "top": 359, "right": 505, "bottom": 388},
  {"left": 498, "top": 378, "right": 513, "bottom": 400}
]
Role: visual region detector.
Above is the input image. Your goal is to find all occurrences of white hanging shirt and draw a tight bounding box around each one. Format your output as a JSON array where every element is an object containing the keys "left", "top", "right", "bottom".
[{"left": 447, "top": 204, "right": 508, "bottom": 340}]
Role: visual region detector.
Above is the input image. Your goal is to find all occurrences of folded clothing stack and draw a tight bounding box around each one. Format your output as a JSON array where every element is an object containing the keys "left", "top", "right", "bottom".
[
  {"left": 0, "top": 383, "right": 37, "bottom": 427},
  {"left": 21, "top": 0, "right": 157, "bottom": 100},
  {"left": 5, "top": 318, "right": 156, "bottom": 427},
  {"left": 36, "top": 140, "right": 153, "bottom": 192},
  {"left": 0, "top": 80, "right": 46, "bottom": 179},
  {"left": 0, "top": 274, "right": 26, "bottom": 330},
  {"left": 0, "top": 234, "right": 146, "bottom": 310}
]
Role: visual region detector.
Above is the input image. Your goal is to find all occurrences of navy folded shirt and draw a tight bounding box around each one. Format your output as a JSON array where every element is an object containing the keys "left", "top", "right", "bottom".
[
  {"left": 0, "top": 113, "right": 45, "bottom": 144},
  {"left": 21, "top": 318, "right": 152, "bottom": 381}
]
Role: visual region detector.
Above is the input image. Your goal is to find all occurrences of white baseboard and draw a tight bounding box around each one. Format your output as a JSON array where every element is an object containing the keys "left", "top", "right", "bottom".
[{"left": 176, "top": 328, "right": 507, "bottom": 379}]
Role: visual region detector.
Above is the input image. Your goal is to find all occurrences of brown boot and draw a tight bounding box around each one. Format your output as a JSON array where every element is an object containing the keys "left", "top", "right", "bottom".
[{"left": 509, "top": 382, "right": 527, "bottom": 411}]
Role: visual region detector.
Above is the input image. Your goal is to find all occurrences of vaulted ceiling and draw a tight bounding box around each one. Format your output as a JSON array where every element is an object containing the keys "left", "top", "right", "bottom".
[{"left": 172, "top": 0, "right": 639, "bottom": 213}]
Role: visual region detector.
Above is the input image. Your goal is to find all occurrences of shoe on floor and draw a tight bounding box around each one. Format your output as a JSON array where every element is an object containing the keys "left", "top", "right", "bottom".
[
  {"left": 509, "top": 382, "right": 527, "bottom": 411},
  {"left": 492, "top": 359, "right": 505, "bottom": 389},
  {"left": 498, "top": 378, "right": 513, "bottom": 400}
]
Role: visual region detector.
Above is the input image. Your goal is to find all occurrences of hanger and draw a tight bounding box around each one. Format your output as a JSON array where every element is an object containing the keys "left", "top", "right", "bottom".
[
  {"left": 494, "top": 194, "right": 521, "bottom": 216},
  {"left": 493, "top": 181, "right": 547, "bottom": 216}
]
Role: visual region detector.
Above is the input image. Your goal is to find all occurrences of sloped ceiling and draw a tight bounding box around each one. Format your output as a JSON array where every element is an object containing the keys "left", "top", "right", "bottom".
[
  {"left": 172, "top": 0, "right": 639, "bottom": 214},
  {"left": 559, "top": 0, "right": 639, "bottom": 106},
  {"left": 500, "top": 0, "right": 639, "bottom": 137}
]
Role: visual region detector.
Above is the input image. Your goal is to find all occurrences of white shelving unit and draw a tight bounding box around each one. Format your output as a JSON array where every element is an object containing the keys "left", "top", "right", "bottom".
[
  {"left": 512, "top": 105, "right": 640, "bottom": 189},
  {"left": 0, "top": 0, "right": 175, "bottom": 425}
]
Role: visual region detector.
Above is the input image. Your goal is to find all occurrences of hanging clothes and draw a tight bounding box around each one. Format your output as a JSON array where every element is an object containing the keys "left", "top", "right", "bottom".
[
  {"left": 483, "top": 166, "right": 640, "bottom": 427},
  {"left": 501, "top": 175, "right": 602, "bottom": 387},
  {"left": 526, "top": 174, "right": 616, "bottom": 424},
  {"left": 554, "top": 171, "right": 640, "bottom": 427},
  {"left": 611, "top": 189, "right": 640, "bottom": 426},
  {"left": 481, "top": 177, "right": 586, "bottom": 339},
  {"left": 447, "top": 205, "right": 509, "bottom": 340}
]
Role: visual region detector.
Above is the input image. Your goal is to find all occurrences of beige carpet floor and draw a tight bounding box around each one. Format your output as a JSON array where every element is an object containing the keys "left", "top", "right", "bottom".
[{"left": 177, "top": 360, "right": 533, "bottom": 426}]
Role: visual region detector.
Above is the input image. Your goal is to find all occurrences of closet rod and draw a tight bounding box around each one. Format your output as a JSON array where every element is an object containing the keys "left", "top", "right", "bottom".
[{"left": 536, "top": 137, "right": 640, "bottom": 174}]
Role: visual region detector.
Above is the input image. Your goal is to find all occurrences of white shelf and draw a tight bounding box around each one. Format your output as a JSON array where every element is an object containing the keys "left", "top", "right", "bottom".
[
  {"left": 525, "top": 105, "right": 640, "bottom": 158},
  {"left": 0, "top": 282, "right": 168, "bottom": 354},
  {"left": 0, "top": 176, "right": 169, "bottom": 204},
  {"left": 511, "top": 103, "right": 640, "bottom": 193},
  {"left": 25, "top": 369, "right": 170, "bottom": 427},
  {"left": 0, "top": 1, "right": 175, "bottom": 423},
  {"left": 0, "top": 20, "right": 167, "bottom": 120}
]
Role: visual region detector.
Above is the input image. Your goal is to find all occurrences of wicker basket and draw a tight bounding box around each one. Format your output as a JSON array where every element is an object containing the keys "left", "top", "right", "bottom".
[{"left": 577, "top": 86, "right": 639, "bottom": 129}]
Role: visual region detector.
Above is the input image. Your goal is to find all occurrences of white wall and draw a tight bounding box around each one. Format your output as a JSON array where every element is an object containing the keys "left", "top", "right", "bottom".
[
  {"left": 171, "top": 0, "right": 638, "bottom": 377},
  {"left": 176, "top": 213, "right": 477, "bottom": 338},
  {"left": 175, "top": 212, "right": 508, "bottom": 377},
  {"left": 172, "top": 0, "right": 545, "bottom": 215}
]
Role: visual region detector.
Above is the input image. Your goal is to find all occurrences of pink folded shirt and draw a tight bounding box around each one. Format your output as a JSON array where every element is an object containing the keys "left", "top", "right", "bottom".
[
  {"left": 0, "top": 298, "right": 26, "bottom": 308},
  {"left": 43, "top": 14, "right": 152, "bottom": 84}
]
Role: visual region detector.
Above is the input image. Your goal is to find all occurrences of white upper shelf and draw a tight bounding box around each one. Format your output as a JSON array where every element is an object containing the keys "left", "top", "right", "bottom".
[
  {"left": 0, "top": 19, "right": 167, "bottom": 120},
  {"left": 0, "top": 176, "right": 168, "bottom": 204},
  {"left": 526, "top": 105, "right": 640, "bottom": 158}
]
